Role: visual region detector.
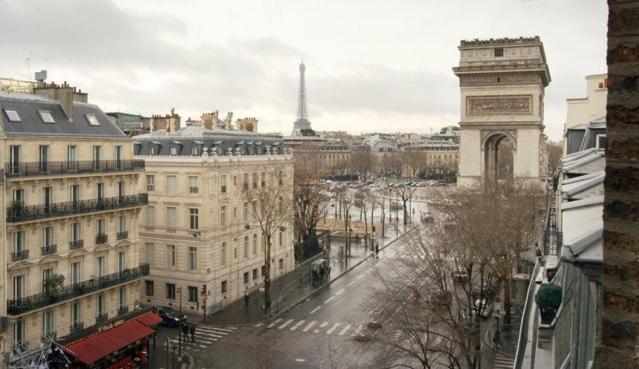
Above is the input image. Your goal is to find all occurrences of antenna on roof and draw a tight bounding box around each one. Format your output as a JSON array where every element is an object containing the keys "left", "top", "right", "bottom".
[{"left": 25, "top": 52, "right": 33, "bottom": 81}]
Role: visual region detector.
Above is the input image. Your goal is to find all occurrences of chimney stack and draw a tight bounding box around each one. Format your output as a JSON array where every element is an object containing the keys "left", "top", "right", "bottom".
[{"left": 33, "top": 77, "right": 88, "bottom": 121}]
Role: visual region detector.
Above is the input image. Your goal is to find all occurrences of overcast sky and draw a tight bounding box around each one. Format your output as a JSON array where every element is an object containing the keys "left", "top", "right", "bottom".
[{"left": 0, "top": 0, "right": 607, "bottom": 140}]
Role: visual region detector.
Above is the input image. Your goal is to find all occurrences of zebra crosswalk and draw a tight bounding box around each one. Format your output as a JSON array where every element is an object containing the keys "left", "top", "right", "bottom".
[
  {"left": 259, "top": 318, "right": 365, "bottom": 338},
  {"left": 494, "top": 353, "right": 514, "bottom": 369},
  {"left": 166, "top": 325, "right": 237, "bottom": 352}
]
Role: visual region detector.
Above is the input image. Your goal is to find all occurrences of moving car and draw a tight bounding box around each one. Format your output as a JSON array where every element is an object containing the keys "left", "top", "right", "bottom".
[{"left": 152, "top": 307, "right": 187, "bottom": 327}]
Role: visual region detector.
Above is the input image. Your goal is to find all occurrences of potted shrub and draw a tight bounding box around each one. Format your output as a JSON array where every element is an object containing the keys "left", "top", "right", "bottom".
[
  {"left": 10, "top": 199, "right": 23, "bottom": 218},
  {"left": 44, "top": 274, "right": 65, "bottom": 303},
  {"left": 536, "top": 283, "right": 562, "bottom": 324}
]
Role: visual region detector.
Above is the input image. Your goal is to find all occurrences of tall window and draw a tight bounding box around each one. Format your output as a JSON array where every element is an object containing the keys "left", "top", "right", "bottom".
[
  {"left": 117, "top": 181, "right": 125, "bottom": 199},
  {"left": 188, "top": 247, "right": 197, "bottom": 271},
  {"left": 253, "top": 234, "right": 258, "bottom": 255},
  {"left": 220, "top": 242, "right": 226, "bottom": 266},
  {"left": 220, "top": 175, "right": 227, "bottom": 194},
  {"left": 167, "top": 245, "right": 176, "bottom": 268},
  {"left": 39, "top": 145, "right": 49, "bottom": 172},
  {"left": 71, "top": 262, "right": 81, "bottom": 285},
  {"left": 166, "top": 175, "right": 177, "bottom": 193},
  {"left": 166, "top": 283, "right": 176, "bottom": 299},
  {"left": 252, "top": 173, "right": 258, "bottom": 189},
  {"left": 145, "top": 206, "right": 156, "bottom": 226},
  {"left": 279, "top": 229, "right": 283, "bottom": 247},
  {"left": 115, "top": 145, "right": 122, "bottom": 169},
  {"left": 118, "top": 287, "right": 126, "bottom": 309},
  {"left": 188, "top": 176, "right": 198, "bottom": 193},
  {"left": 188, "top": 286, "right": 198, "bottom": 302},
  {"left": 13, "top": 231, "right": 25, "bottom": 253},
  {"left": 117, "top": 216, "right": 126, "bottom": 234},
  {"left": 243, "top": 202, "right": 248, "bottom": 222},
  {"left": 67, "top": 145, "right": 77, "bottom": 171},
  {"left": 96, "top": 256, "right": 105, "bottom": 278},
  {"left": 244, "top": 236, "right": 249, "bottom": 258},
  {"left": 42, "top": 268, "right": 53, "bottom": 293},
  {"left": 118, "top": 251, "right": 126, "bottom": 273},
  {"left": 146, "top": 175, "right": 155, "bottom": 192},
  {"left": 221, "top": 280, "right": 228, "bottom": 294},
  {"left": 42, "top": 310, "right": 54, "bottom": 337},
  {"left": 96, "top": 183, "right": 104, "bottom": 202},
  {"left": 96, "top": 218, "right": 106, "bottom": 236},
  {"left": 145, "top": 281, "right": 154, "bottom": 296},
  {"left": 71, "top": 302, "right": 81, "bottom": 325},
  {"left": 166, "top": 207, "right": 177, "bottom": 231},
  {"left": 243, "top": 174, "right": 249, "bottom": 191},
  {"left": 13, "top": 274, "right": 25, "bottom": 300},
  {"left": 97, "top": 294, "right": 106, "bottom": 316},
  {"left": 43, "top": 187, "right": 52, "bottom": 210},
  {"left": 220, "top": 206, "right": 227, "bottom": 227},
  {"left": 70, "top": 184, "right": 80, "bottom": 204},
  {"left": 13, "top": 319, "right": 25, "bottom": 347},
  {"left": 92, "top": 145, "right": 101, "bottom": 170},
  {"left": 143, "top": 243, "right": 154, "bottom": 265},
  {"left": 43, "top": 226, "right": 54, "bottom": 248},
  {"left": 189, "top": 208, "right": 199, "bottom": 230},
  {"left": 71, "top": 222, "right": 81, "bottom": 242},
  {"left": 9, "top": 145, "right": 21, "bottom": 175}
]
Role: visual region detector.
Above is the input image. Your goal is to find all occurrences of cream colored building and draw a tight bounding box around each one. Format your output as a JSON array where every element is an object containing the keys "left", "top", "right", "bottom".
[
  {"left": 453, "top": 36, "right": 550, "bottom": 187},
  {"left": 566, "top": 74, "right": 607, "bottom": 131},
  {"left": 0, "top": 84, "right": 147, "bottom": 360},
  {"left": 134, "top": 126, "right": 295, "bottom": 314}
]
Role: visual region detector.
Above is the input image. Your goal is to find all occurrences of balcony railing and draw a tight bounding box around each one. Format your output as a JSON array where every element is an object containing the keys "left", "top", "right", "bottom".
[
  {"left": 41, "top": 244, "right": 57, "bottom": 255},
  {"left": 96, "top": 312, "right": 108, "bottom": 324},
  {"left": 5, "top": 160, "right": 145, "bottom": 178},
  {"left": 116, "top": 231, "right": 128, "bottom": 241},
  {"left": 117, "top": 306, "right": 129, "bottom": 316},
  {"left": 189, "top": 186, "right": 199, "bottom": 193},
  {"left": 70, "top": 321, "right": 84, "bottom": 334},
  {"left": 7, "top": 194, "right": 148, "bottom": 223},
  {"left": 11, "top": 249, "right": 29, "bottom": 262},
  {"left": 69, "top": 239, "right": 84, "bottom": 250},
  {"left": 7, "top": 264, "right": 150, "bottom": 315},
  {"left": 96, "top": 233, "right": 108, "bottom": 245}
]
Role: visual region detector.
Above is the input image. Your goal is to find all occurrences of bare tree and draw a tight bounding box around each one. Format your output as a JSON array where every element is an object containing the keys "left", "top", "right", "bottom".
[
  {"left": 243, "top": 169, "right": 293, "bottom": 310},
  {"left": 350, "top": 148, "right": 372, "bottom": 181},
  {"left": 390, "top": 183, "right": 417, "bottom": 226},
  {"left": 546, "top": 141, "right": 563, "bottom": 174},
  {"left": 399, "top": 150, "right": 427, "bottom": 178},
  {"left": 294, "top": 156, "right": 330, "bottom": 260}
]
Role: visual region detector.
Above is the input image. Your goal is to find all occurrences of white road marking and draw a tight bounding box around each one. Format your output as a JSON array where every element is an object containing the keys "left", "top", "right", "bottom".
[
  {"left": 278, "top": 319, "right": 294, "bottom": 330},
  {"left": 302, "top": 321, "right": 317, "bottom": 332},
  {"left": 290, "top": 320, "right": 306, "bottom": 331},
  {"left": 346, "top": 280, "right": 357, "bottom": 287},
  {"left": 324, "top": 296, "right": 335, "bottom": 304},
  {"left": 326, "top": 323, "right": 341, "bottom": 335},
  {"left": 199, "top": 332, "right": 224, "bottom": 339},
  {"left": 319, "top": 322, "right": 329, "bottom": 328},
  {"left": 335, "top": 288, "right": 345, "bottom": 296},
  {"left": 210, "top": 327, "right": 236, "bottom": 332},
  {"left": 310, "top": 306, "right": 321, "bottom": 314},
  {"left": 351, "top": 324, "right": 364, "bottom": 337},
  {"left": 314, "top": 330, "right": 320, "bottom": 333},
  {"left": 295, "top": 359, "right": 306, "bottom": 363},
  {"left": 338, "top": 324, "right": 351, "bottom": 336},
  {"left": 267, "top": 318, "right": 282, "bottom": 328},
  {"left": 254, "top": 323, "right": 263, "bottom": 327},
  {"left": 355, "top": 274, "right": 365, "bottom": 281}
]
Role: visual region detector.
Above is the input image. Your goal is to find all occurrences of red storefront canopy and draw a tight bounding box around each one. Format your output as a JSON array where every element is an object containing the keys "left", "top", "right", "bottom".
[
  {"left": 64, "top": 319, "right": 155, "bottom": 365},
  {"left": 135, "top": 311, "right": 163, "bottom": 326}
]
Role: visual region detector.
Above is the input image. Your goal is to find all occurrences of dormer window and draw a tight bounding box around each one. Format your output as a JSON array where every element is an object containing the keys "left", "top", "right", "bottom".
[
  {"left": 494, "top": 48, "right": 504, "bottom": 57},
  {"left": 4, "top": 109, "right": 21, "bottom": 122},
  {"left": 85, "top": 113, "right": 100, "bottom": 126},
  {"left": 39, "top": 110, "right": 55, "bottom": 123},
  {"left": 170, "top": 147, "right": 177, "bottom": 155}
]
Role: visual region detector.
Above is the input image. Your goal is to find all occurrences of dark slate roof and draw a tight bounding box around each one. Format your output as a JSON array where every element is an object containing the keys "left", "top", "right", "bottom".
[
  {"left": 133, "top": 126, "right": 284, "bottom": 156},
  {"left": 0, "top": 92, "right": 126, "bottom": 138}
]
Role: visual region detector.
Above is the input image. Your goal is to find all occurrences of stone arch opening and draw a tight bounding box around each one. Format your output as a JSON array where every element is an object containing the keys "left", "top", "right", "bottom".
[{"left": 483, "top": 132, "right": 516, "bottom": 183}]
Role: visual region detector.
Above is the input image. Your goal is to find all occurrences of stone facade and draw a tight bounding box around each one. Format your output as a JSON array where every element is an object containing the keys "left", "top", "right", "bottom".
[
  {"left": 594, "top": 1, "right": 639, "bottom": 368},
  {"left": 453, "top": 36, "right": 550, "bottom": 187},
  {"left": 136, "top": 143, "right": 295, "bottom": 315}
]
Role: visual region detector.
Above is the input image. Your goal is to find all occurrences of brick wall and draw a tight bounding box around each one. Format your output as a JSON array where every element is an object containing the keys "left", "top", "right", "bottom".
[{"left": 594, "top": 1, "right": 639, "bottom": 368}]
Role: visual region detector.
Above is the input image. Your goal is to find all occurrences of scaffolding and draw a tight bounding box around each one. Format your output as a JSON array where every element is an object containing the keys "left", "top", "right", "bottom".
[{"left": 8, "top": 337, "right": 71, "bottom": 369}]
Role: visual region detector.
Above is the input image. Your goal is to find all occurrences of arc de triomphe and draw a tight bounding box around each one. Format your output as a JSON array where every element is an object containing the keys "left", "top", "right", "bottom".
[{"left": 453, "top": 36, "right": 550, "bottom": 187}]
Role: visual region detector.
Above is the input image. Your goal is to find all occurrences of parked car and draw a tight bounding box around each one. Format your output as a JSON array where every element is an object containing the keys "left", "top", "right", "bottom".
[{"left": 152, "top": 307, "right": 187, "bottom": 327}]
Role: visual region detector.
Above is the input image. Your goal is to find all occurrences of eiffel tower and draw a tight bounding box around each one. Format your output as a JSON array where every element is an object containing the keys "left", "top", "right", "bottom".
[{"left": 292, "top": 61, "right": 313, "bottom": 136}]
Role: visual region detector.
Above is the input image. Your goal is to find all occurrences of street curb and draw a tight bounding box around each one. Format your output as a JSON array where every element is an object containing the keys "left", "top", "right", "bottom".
[{"left": 268, "top": 227, "right": 416, "bottom": 321}]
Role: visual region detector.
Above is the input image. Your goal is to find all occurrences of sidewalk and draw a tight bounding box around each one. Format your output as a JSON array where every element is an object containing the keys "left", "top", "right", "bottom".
[{"left": 204, "top": 227, "right": 404, "bottom": 326}]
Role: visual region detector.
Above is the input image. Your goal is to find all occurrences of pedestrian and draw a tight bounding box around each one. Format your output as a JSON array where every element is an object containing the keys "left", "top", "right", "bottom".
[
  {"left": 244, "top": 290, "right": 250, "bottom": 309},
  {"left": 493, "top": 328, "right": 501, "bottom": 351},
  {"left": 182, "top": 322, "right": 189, "bottom": 341},
  {"left": 189, "top": 324, "right": 196, "bottom": 343}
]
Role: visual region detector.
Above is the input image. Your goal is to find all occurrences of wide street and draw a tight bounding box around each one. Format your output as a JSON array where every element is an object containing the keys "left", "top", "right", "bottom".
[{"left": 158, "top": 231, "right": 414, "bottom": 369}]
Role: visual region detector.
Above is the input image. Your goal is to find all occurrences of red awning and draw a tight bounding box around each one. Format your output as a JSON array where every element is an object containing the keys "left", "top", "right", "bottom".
[
  {"left": 64, "top": 319, "right": 155, "bottom": 365},
  {"left": 136, "top": 311, "right": 163, "bottom": 326}
]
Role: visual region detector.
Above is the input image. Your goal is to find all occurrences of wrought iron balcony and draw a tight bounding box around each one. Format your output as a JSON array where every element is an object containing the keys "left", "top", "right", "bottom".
[
  {"left": 41, "top": 244, "right": 57, "bottom": 255},
  {"left": 96, "top": 233, "right": 108, "bottom": 245},
  {"left": 116, "top": 231, "right": 128, "bottom": 241},
  {"left": 189, "top": 186, "right": 199, "bottom": 193},
  {"left": 5, "top": 160, "right": 145, "bottom": 178},
  {"left": 11, "top": 249, "right": 29, "bottom": 262},
  {"left": 69, "top": 239, "right": 84, "bottom": 250},
  {"left": 96, "top": 312, "right": 108, "bottom": 324},
  {"left": 70, "top": 322, "right": 84, "bottom": 334},
  {"left": 7, "top": 263, "right": 150, "bottom": 315},
  {"left": 7, "top": 193, "right": 148, "bottom": 223},
  {"left": 117, "top": 306, "right": 129, "bottom": 316}
]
